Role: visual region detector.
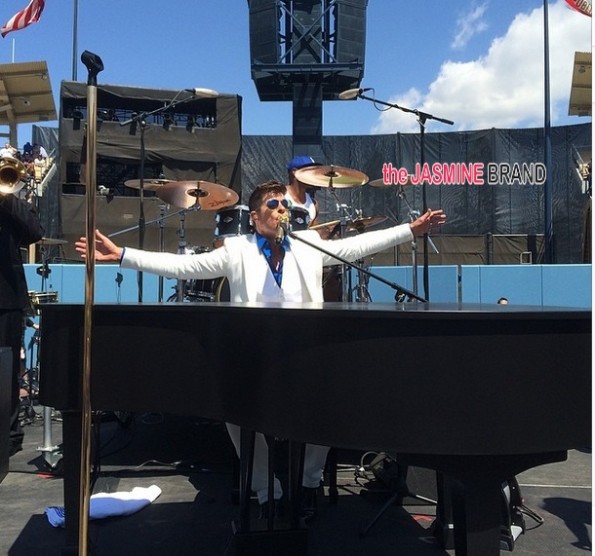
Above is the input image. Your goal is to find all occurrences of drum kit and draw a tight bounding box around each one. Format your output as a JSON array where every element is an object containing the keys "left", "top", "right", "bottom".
[
  {"left": 119, "top": 163, "right": 410, "bottom": 303},
  {"left": 293, "top": 164, "right": 391, "bottom": 302}
]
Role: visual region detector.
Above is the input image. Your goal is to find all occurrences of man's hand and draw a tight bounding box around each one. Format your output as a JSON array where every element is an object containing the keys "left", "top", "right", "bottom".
[
  {"left": 410, "top": 209, "right": 446, "bottom": 237},
  {"left": 75, "top": 229, "right": 123, "bottom": 262}
]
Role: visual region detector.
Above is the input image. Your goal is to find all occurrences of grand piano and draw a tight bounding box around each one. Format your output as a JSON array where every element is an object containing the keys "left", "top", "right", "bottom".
[{"left": 39, "top": 302, "right": 591, "bottom": 555}]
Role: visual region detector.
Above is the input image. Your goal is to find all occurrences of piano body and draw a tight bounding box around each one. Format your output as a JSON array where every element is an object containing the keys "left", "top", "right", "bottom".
[{"left": 39, "top": 302, "right": 591, "bottom": 555}]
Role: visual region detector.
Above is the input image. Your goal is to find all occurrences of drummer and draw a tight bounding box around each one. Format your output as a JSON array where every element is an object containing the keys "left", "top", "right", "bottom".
[{"left": 285, "top": 155, "right": 321, "bottom": 228}]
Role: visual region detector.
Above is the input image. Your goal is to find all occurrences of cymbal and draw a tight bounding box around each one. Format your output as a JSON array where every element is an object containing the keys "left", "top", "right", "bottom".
[
  {"left": 37, "top": 237, "right": 68, "bottom": 245},
  {"left": 368, "top": 177, "right": 413, "bottom": 187},
  {"left": 310, "top": 215, "right": 387, "bottom": 233},
  {"left": 347, "top": 216, "right": 387, "bottom": 231},
  {"left": 294, "top": 165, "right": 368, "bottom": 188},
  {"left": 124, "top": 178, "right": 174, "bottom": 191},
  {"left": 156, "top": 180, "right": 239, "bottom": 210}
]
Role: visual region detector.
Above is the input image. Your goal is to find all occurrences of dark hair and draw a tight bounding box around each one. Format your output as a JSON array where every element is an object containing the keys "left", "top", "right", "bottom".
[{"left": 248, "top": 180, "right": 286, "bottom": 212}]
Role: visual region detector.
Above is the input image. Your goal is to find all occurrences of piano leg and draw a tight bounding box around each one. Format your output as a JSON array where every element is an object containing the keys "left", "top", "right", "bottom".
[
  {"left": 227, "top": 430, "right": 308, "bottom": 556},
  {"left": 238, "top": 427, "right": 256, "bottom": 532},
  {"left": 432, "top": 472, "right": 455, "bottom": 548},
  {"left": 402, "top": 452, "right": 568, "bottom": 556},
  {"left": 60, "top": 409, "right": 84, "bottom": 554},
  {"left": 450, "top": 476, "right": 502, "bottom": 556}
]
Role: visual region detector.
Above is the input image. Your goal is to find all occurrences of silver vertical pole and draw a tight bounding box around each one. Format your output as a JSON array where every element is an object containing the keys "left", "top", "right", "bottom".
[
  {"left": 72, "top": 0, "right": 78, "bottom": 81},
  {"left": 543, "top": 0, "right": 553, "bottom": 263}
]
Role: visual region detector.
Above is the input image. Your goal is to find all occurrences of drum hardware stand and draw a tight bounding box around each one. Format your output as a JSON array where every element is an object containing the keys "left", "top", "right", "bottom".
[
  {"left": 30, "top": 247, "right": 64, "bottom": 468},
  {"left": 360, "top": 461, "right": 436, "bottom": 538},
  {"left": 108, "top": 206, "right": 189, "bottom": 302},
  {"left": 172, "top": 203, "right": 202, "bottom": 302},
  {"left": 176, "top": 209, "right": 189, "bottom": 301},
  {"left": 108, "top": 205, "right": 188, "bottom": 239},
  {"left": 347, "top": 90, "right": 453, "bottom": 300},
  {"left": 19, "top": 321, "right": 40, "bottom": 425},
  {"left": 19, "top": 316, "right": 62, "bottom": 469},
  {"left": 36, "top": 246, "right": 51, "bottom": 292},
  {"left": 285, "top": 230, "right": 425, "bottom": 302},
  {"left": 327, "top": 183, "right": 359, "bottom": 302},
  {"left": 119, "top": 88, "right": 199, "bottom": 303},
  {"left": 158, "top": 202, "right": 167, "bottom": 302},
  {"left": 353, "top": 257, "right": 371, "bottom": 302},
  {"left": 396, "top": 185, "right": 439, "bottom": 302}
]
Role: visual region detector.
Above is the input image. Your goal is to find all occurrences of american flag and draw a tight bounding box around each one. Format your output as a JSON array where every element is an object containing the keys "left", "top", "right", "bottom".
[
  {"left": 564, "top": 0, "right": 592, "bottom": 17},
  {"left": 1, "top": 0, "right": 45, "bottom": 38}
]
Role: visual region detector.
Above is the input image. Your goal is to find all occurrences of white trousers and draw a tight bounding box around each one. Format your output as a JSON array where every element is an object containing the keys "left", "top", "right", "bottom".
[{"left": 226, "top": 423, "right": 330, "bottom": 504}]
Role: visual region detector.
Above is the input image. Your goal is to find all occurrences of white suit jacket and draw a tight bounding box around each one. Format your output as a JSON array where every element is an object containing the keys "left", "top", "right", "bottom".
[{"left": 121, "top": 225, "right": 414, "bottom": 303}]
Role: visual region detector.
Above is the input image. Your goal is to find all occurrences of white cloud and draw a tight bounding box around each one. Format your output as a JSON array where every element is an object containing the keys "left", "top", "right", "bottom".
[
  {"left": 372, "top": 0, "right": 592, "bottom": 133},
  {"left": 451, "top": 2, "right": 489, "bottom": 50}
]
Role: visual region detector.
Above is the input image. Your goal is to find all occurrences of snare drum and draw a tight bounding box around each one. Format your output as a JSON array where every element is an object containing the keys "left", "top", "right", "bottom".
[
  {"left": 27, "top": 290, "right": 58, "bottom": 316},
  {"left": 214, "top": 205, "right": 252, "bottom": 239},
  {"left": 186, "top": 245, "right": 211, "bottom": 255},
  {"left": 289, "top": 206, "right": 310, "bottom": 231}
]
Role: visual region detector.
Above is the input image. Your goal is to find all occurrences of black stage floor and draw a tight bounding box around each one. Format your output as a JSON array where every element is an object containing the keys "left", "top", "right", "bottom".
[{"left": 0, "top": 406, "right": 591, "bottom": 556}]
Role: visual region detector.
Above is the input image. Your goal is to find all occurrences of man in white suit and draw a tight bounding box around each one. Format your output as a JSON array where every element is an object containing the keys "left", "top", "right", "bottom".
[{"left": 76, "top": 180, "right": 445, "bottom": 519}]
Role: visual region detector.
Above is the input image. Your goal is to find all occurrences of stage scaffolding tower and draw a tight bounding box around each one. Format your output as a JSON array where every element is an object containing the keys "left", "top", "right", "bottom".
[{"left": 248, "top": 0, "right": 368, "bottom": 158}]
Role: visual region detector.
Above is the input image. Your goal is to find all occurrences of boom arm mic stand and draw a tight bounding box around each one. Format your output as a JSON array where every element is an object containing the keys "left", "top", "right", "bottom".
[
  {"left": 286, "top": 230, "right": 426, "bottom": 303},
  {"left": 350, "top": 90, "right": 453, "bottom": 301}
]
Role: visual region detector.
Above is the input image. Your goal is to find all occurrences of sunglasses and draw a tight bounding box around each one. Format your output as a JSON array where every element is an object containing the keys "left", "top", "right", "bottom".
[{"left": 265, "top": 198, "right": 289, "bottom": 210}]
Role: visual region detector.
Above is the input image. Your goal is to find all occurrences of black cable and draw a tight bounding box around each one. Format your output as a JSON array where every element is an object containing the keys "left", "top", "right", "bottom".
[{"left": 519, "top": 504, "right": 545, "bottom": 527}]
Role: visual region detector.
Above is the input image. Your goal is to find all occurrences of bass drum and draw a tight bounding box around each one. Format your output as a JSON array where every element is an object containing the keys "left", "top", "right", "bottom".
[
  {"left": 322, "top": 265, "right": 342, "bottom": 301},
  {"left": 185, "top": 276, "right": 229, "bottom": 302},
  {"left": 182, "top": 245, "right": 230, "bottom": 302},
  {"left": 214, "top": 276, "right": 230, "bottom": 302}
]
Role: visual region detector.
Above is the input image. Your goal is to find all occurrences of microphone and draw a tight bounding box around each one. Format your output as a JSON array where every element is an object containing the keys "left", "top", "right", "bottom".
[
  {"left": 184, "top": 88, "right": 219, "bottom": 98},
  {"left": 275, "top": 213, "right": 290, "bottom": 245},
  {"left": 338, "top": 87, "right": 372, "bottom": 100}
]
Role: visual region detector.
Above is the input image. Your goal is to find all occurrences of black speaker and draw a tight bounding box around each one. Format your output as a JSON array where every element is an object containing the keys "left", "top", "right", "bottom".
[
  {"left": 334, "top": 0, "right": 368, "bottom": 64},
  {"left": 248, "top": 0, "right": 281, "bottom": 64}
]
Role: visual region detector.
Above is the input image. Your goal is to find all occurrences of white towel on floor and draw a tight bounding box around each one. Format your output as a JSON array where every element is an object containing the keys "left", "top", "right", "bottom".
[{"left": 45, "top": 484, "right": 162, "bottom": 528}]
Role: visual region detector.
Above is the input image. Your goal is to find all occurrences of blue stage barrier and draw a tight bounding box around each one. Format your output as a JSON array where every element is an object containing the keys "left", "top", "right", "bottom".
[
  {"left": 21, "top": 263, "right": 590, "bottom": 371},
  {"left": 363, "top": 266, "right": 459, "bottom": 303},
  {"left": 24, "top": 263, "right": 591, "bottom": 309}
]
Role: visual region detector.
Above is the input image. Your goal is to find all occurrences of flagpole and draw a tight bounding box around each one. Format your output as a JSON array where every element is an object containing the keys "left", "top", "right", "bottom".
[
  {"left": 72, "top": 0, "right": 78, "bottom": 80},
  {"left": 543, "top": 0, "right": 553, "bottom": 263}
]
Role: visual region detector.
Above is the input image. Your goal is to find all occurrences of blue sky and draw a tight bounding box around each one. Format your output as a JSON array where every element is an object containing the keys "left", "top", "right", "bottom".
[{"left": 0, "top": 0, "right": 591, "bottom": 146}]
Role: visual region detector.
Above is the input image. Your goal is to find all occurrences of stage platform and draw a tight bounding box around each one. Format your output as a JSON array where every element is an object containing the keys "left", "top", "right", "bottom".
[{"left": 0, "top": 405, "right": 591, "bottom": 556}]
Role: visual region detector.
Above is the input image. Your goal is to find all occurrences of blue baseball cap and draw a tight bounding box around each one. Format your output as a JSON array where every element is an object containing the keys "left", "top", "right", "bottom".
[{"left": 287, "top": 155, "right": 321, "bottom": 173}]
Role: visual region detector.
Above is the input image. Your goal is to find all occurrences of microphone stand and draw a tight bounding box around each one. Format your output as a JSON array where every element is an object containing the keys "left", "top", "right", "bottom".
[
  {"left": 119, "top": 89, "right": 196, "bottom": 302},
  {"left": 79, "top": 49, "right": 104, "bottom": 556},
  {"left": 356, "top": 91, "right": 453, "bottom": 301},
  {"left": 396, "top": 185, "right": 440, "bottom": 297},
  {"left": 286, "top": 230, "right": 426, "bottom": 303}
]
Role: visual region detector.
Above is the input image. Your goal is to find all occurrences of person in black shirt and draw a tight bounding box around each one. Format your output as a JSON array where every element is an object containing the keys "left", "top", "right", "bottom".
[{"left": 0, "top": 192, "right": 43, "bottom": 455}]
